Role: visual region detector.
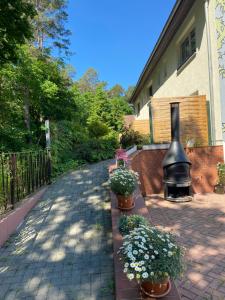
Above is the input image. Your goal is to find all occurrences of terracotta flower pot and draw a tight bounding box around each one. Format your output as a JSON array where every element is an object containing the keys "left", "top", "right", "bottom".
[
  {"left": 116, "top": 194, "right": 135, "bottom": 210},
  {"left": 214, "top": 184, "right": 225, "bottom": 194},
  {"left": 140, "top": 279, "right": 171, "bottom": 298}
]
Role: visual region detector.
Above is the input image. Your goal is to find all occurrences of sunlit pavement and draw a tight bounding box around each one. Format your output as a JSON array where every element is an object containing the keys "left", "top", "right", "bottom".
[
  {"left": 0, "top": 160, "right": 115, "bottom": 300},
  {"left": 146, "top": 193, "right": 225, "bottom": 300}
]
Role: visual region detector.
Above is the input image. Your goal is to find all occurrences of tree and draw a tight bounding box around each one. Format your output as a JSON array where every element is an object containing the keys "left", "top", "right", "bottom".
[
  {"left": 0, "top": 46, "right": 76, "bottom": 150},
  {"left": 108, "top": 84, "right": 125, "bottom": 98},
  {"left": 30, "top": 0, "right": 71, "bottom": 56},
  {"left": 77, "top": 68, "right": 107, "bottom": 92},
  {"left": 0, "top": 0, "right": 35, "bottom": 65},
  {"left": 124, "top": 85, "right": 135, "bottom": 101}
]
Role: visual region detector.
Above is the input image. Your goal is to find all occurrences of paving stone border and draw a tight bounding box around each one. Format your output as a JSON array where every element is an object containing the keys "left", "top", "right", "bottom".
[
  {"left": 0, "top": 187, "right": 48, "bottom": 247},
  {"left": 109, "top": 164, "right": 181, "bottom": 300}
]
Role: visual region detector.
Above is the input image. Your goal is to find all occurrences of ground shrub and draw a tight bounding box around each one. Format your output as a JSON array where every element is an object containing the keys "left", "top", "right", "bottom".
[
  {"left": 118, "top": 214, "right": 149, "bottom": 236},
  {"left": 87, "top": 118, "right": 110, "bottom": 138},
  {"left": 75, "top": 132, "right": 119, "bottom": 163},
  {"left": 120, "top": 128, "right": 150, "bottom": 149}
]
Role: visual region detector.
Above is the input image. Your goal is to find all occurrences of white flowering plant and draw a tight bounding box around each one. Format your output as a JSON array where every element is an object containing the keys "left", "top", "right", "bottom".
[
  {"left": 109, "top": 168, "right": 139, "bottom": 196},
  {"left": 118, "top": 225, "right": 185, "bottom": 283}
]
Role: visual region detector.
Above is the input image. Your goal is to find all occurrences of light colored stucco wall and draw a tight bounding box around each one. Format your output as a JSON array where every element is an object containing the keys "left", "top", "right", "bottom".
[{"left": 134, "top": 0, "right": 223, "bottom": 144}]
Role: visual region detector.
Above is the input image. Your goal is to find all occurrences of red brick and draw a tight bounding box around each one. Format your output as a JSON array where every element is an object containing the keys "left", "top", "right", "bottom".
[{"left": 130, "top": 146, "right": 224, "bottom": 195}]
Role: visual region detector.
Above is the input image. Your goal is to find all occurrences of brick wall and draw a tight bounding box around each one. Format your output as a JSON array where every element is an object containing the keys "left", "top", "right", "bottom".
[{"left": 130, "top": 146, "right": 224, "bottom": 196}]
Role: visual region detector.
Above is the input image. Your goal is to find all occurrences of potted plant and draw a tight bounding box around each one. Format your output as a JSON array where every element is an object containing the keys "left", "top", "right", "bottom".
[
  {"left": 214, "top": 162, "right": 225, "bottom": 194},
  {"left": 119, "top": 214, "right": 149, "bottom": 236},
  {"left": 118, "top": 225, "right": 185, "bottom": 298},
  {"left": 115, "top": 148, "right": 128, "bottom": 168},
  {"left": 109, "top": 168, "right": 139, "bottom": 210}
]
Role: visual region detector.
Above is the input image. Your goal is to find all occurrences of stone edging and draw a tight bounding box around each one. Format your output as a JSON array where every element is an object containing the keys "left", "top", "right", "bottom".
[
  {"left": 110, "top": 187, "right": 181, "bottom": 300},
  {"left": 0, "top": 186, "right": 48, "bottom": 247}
]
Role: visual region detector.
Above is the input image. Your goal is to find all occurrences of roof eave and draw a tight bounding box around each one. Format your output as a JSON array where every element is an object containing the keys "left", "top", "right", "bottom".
[{"left": 130, "top": 0, "right": 195, "bottom": 103}]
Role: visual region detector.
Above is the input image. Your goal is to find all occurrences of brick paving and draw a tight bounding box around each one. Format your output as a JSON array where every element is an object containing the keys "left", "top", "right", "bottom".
[
  {"left": 0, "top": 160, "right": 115, "bottom": 300},
  {"left": 146, "top": 193, "right": 225, "bottom": 300}
]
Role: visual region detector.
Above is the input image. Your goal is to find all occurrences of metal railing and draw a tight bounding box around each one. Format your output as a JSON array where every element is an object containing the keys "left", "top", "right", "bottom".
[{"left": 0, "top": 150, "right": 51, "bottom": 214}]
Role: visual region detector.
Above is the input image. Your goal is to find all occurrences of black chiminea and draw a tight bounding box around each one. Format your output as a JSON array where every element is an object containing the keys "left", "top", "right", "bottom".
[{"left": 162, "top": 102, "right": 193, "bottom": 202}]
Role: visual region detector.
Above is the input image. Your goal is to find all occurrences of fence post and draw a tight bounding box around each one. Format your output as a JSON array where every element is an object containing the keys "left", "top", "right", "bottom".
[
  {"left": 10, "top": 153, "right": 16, "bottom": 209},
  {"left": 47, "top": 149, "right": 52, "bottom": 184}
]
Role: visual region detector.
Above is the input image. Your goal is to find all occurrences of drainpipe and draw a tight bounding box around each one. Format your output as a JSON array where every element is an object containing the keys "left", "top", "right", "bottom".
[
  {"left": 204, "top": 0, "right": 216, "bottom": 145},
  {"left": 148, "top": 100, "right": 154, "bottom": 144}
]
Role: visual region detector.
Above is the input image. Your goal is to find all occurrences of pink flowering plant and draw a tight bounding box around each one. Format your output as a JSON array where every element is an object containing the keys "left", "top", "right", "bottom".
[
  {"left": 109, "top": 168, "right": 139, "bottom": 196},
  {"left": 116, "top": 149, "right": 128, "bottom": 168},
  {"left": 118, "top": 225, "right": 185, "bottom": 283}
]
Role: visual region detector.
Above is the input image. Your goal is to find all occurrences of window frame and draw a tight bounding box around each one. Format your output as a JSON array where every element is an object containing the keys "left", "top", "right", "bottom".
[{"left": 179, "top": 29, "right": 196, "bottom": 68}]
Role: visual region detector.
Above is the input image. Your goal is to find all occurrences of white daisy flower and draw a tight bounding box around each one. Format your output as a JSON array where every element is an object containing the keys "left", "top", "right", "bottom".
[
  {"left": 127, "top": 273, "right": 134, "bottom": 280},
  {"left": 142, "top": 272, "right": 148, "bottom": 279}
]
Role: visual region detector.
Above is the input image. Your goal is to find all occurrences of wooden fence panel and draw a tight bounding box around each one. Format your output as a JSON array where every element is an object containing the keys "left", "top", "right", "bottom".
[
  {"left": 132, "top": 120, "right": 150, "bottom": 135},
  {"left": 151, "top": 95, "right": 209, "bottom": 145}
]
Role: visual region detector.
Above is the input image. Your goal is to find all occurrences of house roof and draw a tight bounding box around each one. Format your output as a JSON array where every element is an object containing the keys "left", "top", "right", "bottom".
[{"left": 130, "top": 0, "right": 196, "bottom": 103}]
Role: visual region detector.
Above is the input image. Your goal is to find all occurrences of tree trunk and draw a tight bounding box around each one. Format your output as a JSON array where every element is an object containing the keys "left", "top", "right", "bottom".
[{"left": 24, "top": 87, "right": 32, "bottom": 144}]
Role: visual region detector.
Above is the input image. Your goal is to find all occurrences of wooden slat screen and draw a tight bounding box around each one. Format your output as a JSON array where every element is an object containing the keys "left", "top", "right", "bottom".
[
  {"left": 132, "top": 120, "right": 150, "bottom": 135},
  {"left": 151, "top": 95, "right": 209, "bottom": 145}
]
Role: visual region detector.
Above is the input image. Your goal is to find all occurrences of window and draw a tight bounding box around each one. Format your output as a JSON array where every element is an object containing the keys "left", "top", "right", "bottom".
[
  {"left": 180, "top": 29, "right": 196, "bottom": 66},
  {"left": 149, "top": 85, "right": 153, "bottom": 97}
]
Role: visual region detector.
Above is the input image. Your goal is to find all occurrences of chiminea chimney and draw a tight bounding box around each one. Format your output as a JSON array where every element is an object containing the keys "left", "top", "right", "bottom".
[{"left": 162, "top": 102, "right": 192, "bottom": 202}]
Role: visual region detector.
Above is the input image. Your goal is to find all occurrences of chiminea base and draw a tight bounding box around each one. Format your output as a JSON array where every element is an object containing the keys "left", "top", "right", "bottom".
[
  {"left": 164, "top": 183, "right": 193, "bottom": 202},
  {"left": 166, "top": 195, "right": 193, "bottom": 203}
]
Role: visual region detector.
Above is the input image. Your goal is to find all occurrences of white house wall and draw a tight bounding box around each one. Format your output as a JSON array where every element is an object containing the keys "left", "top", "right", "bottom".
[{"left": 134, "top": 0, "right": 223, "bottom": 144}]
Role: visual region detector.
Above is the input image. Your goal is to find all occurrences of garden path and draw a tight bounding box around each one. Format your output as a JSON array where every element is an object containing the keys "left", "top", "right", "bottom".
[
  {"left": 146, "top": 194, "right": 225, "bottom": 300},
  {"left": 0, "top": 160, "right": 115, "bottom": 300}
]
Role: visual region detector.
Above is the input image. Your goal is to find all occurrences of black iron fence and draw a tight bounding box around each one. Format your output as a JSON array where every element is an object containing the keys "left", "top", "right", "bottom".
[{"left": 0, "top": 150, "right": 51, "bottom": 214}]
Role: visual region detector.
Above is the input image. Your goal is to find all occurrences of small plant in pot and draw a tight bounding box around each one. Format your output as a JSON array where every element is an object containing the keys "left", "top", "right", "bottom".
[
  {"left": 119, "top": 214, "right": 149, "bottom": 236},
  {"left": 214, "top": 162, "right": 225, "bottom": 194},
  {"left": 109, "top": 168, "right": 139, "bottom": 210},
  {"left": 118, "top": 225, "right": 185, "bottom": 298},
  {"left": 116, "top": 148, "right": 128, "bottom": 168}
]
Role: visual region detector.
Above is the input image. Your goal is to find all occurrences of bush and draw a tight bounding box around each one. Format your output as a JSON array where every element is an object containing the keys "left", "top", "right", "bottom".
[
  {"left": 109, "top": 168, "right": 139, "bottom": 196},
  {"left": 118, "top": 225, "right": 185, "bottom": 283},
  {"left": 120, "top": 128, "right": 150, "bottom": 149},
  {"left": 119, "top": 215, "right": 149, "bottom": 236},
  {"left": 217, "top": 162, "right": 225, "bottom": 185},
  {"left": 87, "top": 118, "right": 110, "bottom": 138},
  {"left": 75, "top": 132, "right": 119, "bottom": 163}
]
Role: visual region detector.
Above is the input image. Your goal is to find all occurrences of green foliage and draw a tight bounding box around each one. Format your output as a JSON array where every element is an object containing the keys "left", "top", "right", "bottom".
[
  {"left": 119, "top": 215, "right": 149, "bottom": 236},
  {"left": 87, "top": 118, "right": 110, "bottom": 138},
  {"left": 75, "top": 133, "right": 119, "bottom": 163},
  {"left": 118, "top": 225, "right": 186, "bottom": 283},
  {"left": 0, "top": 0, "right": 35, "bottom": 65},
  {"left": 108, "top": 84, "right": 125, "bottom": 98},
  {"left": 109, "top": 168, "right": 138, "bottom": 196},
  {"left": 30, "top": 0, "right": 71, "bottom": 56},
  {"left": 217, "top": 162, "right": 225, "bottom": 185},
  {"left": 0, "top": 0, "right": 131, "bottom": 177},
  {"left": 120, "top": 128, "right": 150, "bottom": 149}
]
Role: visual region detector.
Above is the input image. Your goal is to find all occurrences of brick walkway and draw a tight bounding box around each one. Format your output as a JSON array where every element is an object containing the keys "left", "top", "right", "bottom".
[
  {"left": 146, "top": 194, "right": 225, "bottom": 300},
  {"left": 0, "top": 160, "right": 115, "bottom": 300}
]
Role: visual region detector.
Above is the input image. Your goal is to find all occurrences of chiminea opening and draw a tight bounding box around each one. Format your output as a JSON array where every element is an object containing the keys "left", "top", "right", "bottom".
[{"left": 162, "top": 102, "right": 193, "bottom": 202}]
